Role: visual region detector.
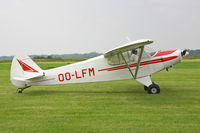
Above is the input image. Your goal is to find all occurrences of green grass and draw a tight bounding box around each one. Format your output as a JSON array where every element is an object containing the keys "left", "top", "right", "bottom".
[
  {"left": 0, "top": 60, "right": 200, "bottom": 133},
  {"left": 183, "top": 56, "right": 200, "bottom": 60}
]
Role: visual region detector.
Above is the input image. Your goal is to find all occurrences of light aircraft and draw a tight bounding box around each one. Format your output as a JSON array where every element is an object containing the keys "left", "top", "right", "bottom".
[{"left": 10, "top": 39, "right": 188, "bottom": 94}]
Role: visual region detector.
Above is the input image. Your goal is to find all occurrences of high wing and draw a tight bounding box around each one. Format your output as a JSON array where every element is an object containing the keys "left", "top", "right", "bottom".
[
  {"left": 104, "top": 39, "right": 153, "bottom": 58},
  {"left": 104, "top": 39, "right": 153, "bottom": 79}
]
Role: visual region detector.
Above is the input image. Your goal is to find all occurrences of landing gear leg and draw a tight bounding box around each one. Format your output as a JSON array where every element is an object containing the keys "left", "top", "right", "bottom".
[
  {"left": 136, "top": 76, "right": 160, "bottom": 94},
  {"left": 17, "top": 85, "right": 31, "bottom": 93}
]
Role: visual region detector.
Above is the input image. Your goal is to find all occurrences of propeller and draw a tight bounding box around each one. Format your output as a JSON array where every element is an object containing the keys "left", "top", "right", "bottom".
[{"left": 181, "top": 49, "right": 189, "bottom": 57}]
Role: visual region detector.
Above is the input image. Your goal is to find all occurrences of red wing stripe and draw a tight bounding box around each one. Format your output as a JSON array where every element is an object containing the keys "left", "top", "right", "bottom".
[
  {"left": 17, "top": 59, "right": 39, "bottom": 73},
  {"left": 98, "top": 56, "right": 178, "bottom": 72}
]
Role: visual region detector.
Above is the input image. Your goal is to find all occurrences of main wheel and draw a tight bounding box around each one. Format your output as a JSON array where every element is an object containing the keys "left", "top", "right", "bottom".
[{"left": 147, "top": 83, "right": 160, "bottom": 94}]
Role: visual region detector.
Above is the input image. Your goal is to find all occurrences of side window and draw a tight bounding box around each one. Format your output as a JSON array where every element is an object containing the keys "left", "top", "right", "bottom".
[
  {"left": 108, "top": 47, "right": 152, "bottom": 66},
  {"left": 120, "top": 51, "right": 131, "bottom": 64},
  {"left": 108, "top": 54, "right": 120, "bottom": 65}
]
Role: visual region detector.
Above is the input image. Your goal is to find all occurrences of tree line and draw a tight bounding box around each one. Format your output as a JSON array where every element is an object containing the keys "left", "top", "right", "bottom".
[{"left": 0, "top": 50, "right": 200, "bottom": 60}]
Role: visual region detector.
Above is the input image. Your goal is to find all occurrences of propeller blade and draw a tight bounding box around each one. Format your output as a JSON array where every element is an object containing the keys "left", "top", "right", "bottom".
[{"left": 181, "top": 49, "right": 189, "bottom": 56}]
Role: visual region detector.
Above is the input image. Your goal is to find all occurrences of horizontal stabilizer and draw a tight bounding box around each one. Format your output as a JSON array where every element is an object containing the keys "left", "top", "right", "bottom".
[
  {"left": 13, "top": 77, "right": 26, "bottom": 82},
  {"left": 24, "top": 72, "right": 44, "bottom": 80}
]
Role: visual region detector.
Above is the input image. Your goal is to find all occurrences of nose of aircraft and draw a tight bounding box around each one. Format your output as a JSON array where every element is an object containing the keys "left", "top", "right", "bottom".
[
  {"left": 153, "top": 49, "right": 189, "bottom": 69},
  {"left": 161, "top": 49, "right": 189, "bottom": 69},
  {"left": 174, "top": 49, "right": 182, "bottom": 63},
  {"left": 174, "top": 49, "right": 189, "bottom": 61},
  {"left": 176, "top": 49, "right": 189, "bottom": 62}
]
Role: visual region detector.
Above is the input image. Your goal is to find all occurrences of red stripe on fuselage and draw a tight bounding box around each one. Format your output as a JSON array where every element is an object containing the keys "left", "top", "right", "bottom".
[
  {"left": 98, "top": 56, "right": 178, "bottom": 72},
  {"left": 154, "top": 50, "right": 176, "bottom": 57}
]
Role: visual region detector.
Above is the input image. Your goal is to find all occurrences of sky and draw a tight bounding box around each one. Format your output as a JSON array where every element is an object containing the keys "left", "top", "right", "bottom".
[{"left": 0, "top": 0, "right": 200, "bottom": 56}]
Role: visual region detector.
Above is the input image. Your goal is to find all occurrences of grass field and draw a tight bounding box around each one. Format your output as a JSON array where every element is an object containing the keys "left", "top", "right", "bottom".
[{"left": 0, "top": 59, "right": 200, "bottom": 133}]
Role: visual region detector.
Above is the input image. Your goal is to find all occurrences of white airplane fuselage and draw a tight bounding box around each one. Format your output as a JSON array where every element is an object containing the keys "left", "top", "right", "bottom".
[{"left": 26, "top": 49, "right": 182, "bottom": 87}]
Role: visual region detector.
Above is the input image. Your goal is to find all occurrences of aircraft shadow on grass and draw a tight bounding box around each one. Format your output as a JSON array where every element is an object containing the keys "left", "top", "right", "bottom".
[{"left": 25, "top": 88, "right": 144, "bottom": 96}]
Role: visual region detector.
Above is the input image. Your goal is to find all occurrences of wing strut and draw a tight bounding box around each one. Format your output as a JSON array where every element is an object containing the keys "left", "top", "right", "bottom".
[
  {"left": 119, "top": 52, "right": 135, "bottom": 79},
  {"left": 135, "top": 46, "right": 144, "bottom": 78},
  {"left": 119, "top": 46, "right": 144, "bottom": 79}
]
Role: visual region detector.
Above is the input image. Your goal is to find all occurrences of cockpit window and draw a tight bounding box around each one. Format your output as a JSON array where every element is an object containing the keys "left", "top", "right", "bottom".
[
  {"left": 108, "top": 54, "right": 120, "bottom": 65},
  {"left": 107, "top": 46, "right": 157, "bottom": 66},
  {"left": 120, "top": 51, "right": 131, "bottom": 64},
  {"left": 108, "top": 49, "right": 139, "bottom": 65}
]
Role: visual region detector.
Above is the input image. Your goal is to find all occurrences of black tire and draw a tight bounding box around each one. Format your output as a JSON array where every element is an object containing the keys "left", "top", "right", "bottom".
[
  {"left": 144, "top": 85, "right": 148, "bottom": 91},
  {"left": 147, "top": 83, "right": 160, "bottom": 94}
]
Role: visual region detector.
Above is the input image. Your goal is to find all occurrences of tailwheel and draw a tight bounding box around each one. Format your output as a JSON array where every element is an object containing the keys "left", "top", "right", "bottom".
[
  {"left": 18, "top": 90, "right": 23, "bottom": 93},
  {"left": 17, "top": 88, "right": 24, "bottom": 93},
  {"left": 147, "top": 83, "right": 160, "bottom": 94},
  {"left": 17, "top": 86, "right": 31, "bottom": 94}
]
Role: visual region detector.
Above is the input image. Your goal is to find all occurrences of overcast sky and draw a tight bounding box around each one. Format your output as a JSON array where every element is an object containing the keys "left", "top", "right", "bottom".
[{"left": 0, "top": 0, "right": 199, "bottom": 56}]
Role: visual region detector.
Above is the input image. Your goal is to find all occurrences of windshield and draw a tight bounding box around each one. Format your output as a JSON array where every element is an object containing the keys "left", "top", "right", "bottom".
[{"left": 144, "top": 45, "right": 157, "bottom": 56}]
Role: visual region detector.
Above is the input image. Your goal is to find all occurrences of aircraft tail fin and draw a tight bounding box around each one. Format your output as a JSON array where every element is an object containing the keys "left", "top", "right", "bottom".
[{"left": 10, "top": 55, "right": 44, "bottom": 87}]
